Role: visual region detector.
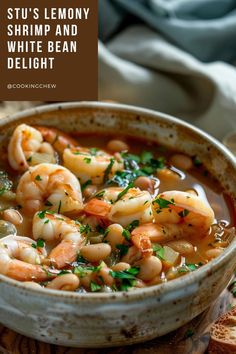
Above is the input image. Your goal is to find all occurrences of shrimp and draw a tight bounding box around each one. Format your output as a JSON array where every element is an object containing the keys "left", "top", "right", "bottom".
[
  {"left": 63, "top": 148, "right": 124, "bottom": 184},
  {"left": 16, "top": 163, "right": 83, "bottom": 215},
  {"left": 33, "top": 212, "right": 84, "bottom": 268},
  {"left": 8, "top": 124, "right": 56, "bottom": 171},
  {"left": 150, "top": 190, "right": 215, "bottom": 239},
  {"left": 84, "top": 187, "right": 153, "bottom": 227},
  {"left": 0, "top": 235, "right": 54, "bottom": 282},
  {"left": 36, "top": 126, "right": 78, "bottom": 154}
]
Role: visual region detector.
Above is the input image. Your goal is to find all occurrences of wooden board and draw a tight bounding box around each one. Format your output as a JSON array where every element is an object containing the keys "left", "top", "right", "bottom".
[{"left": 0, "top": 283, "right": 235, "bottom": 354}]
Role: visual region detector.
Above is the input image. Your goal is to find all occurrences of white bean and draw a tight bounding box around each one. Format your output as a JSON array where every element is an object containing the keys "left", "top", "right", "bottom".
[
  {"left": 112, "top": 262, "right": 130, "bottom": 272},
  {"left": 105, "top": 224, "right": 124, "bottom": 250},
  {"left": 107, "top": 139, "right": 129, "bottom": 152},
  {"left": 166, "top": 240, "right": 194, "bottom": 256},
  {"left": 205, "top": 248, "right": 223, "bottom": 260},
  {"left": 158, "top": 168, "right": 180, "bottom": 181},
  {"left": 24, "top": 282, "right": 42, "bottom": 289},
  {"left": 136, "top": 256, "right": 162, "bottom": 281},
  {"left": 134, "top": 177, "right": 154, "bottom": 193},
  {"left": 46, "top": 274, "right": 80, "bottom": 291},
  {"left": 169, "top": 154, "right": 193, "bottom": 170},
  {"left": 2, "top": 209, "right": 23, "bottom": 226},
  {"left": 80, "top": 243, "right": 111, "bottom": 262}
]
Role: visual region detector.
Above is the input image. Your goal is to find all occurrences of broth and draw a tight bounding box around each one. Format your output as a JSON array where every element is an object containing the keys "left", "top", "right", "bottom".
[{"left": 0, "top": 125, "right": 235, "bottom": 292}]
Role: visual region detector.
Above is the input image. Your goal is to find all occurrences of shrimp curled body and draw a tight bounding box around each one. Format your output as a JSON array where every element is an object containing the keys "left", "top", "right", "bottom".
[
  {"left": 16, "top": 163, "right": 83, "bottom": 216},
  {"left": 0, "top": 235, "right": 52, "bottom": 282},
  {"left": 8, "top": 124, "right": 56, "bottom": 171},
  {"left": 63, "top": 148, "right": 124, "bottom": 184},
  {"left": 150, "top": 190, "right": 215, "bottom": 240},
  {"left": 33, "top": 212, "right": 84, "bottom": 268},
  {"left": 84, "top": 187, "right": 153, "bottom": 227}
]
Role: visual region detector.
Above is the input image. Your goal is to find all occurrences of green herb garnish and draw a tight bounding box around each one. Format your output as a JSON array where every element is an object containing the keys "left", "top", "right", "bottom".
[
  {"left": 90, "top": 148, "right": 98, "bottom": 156},
  {"left": 178, "top": 209, "right": 190, "bottom": 218},
  {"left": 122, "top": 229, "right": 131, "bottom": 241},
  {"left": 126, "top": 220, "right": 139, "bottom": 232},
  {"left": 80, "top": 224, "right": 91, "bottom": 235},
  {"left": 140, "top": 151, "right": 153, "bottom": 164},
  {"left": 116, "top": 244, "right": 129, "bottom": 256},
  {"left": 153, "top": 244, "right": 165, "bottom": 260},
  {"left": 90, "top": 281, "right": 102, "bottom": 292},
  {"left": 110, "top": 267, "right": 140, "bottom": 291},
  {"left": 84, "top": 157, "right": 91, "bottom": 164},
  {"left": 103, "top": 158, "right": 115, "bottom": 183},
  {"left": 35, "top": 175, "right": 42, "bottom": 181},
  {"left": 95, "top": 190, "right": 105, "bottom": 199},
  {"left": 81, "top": 179, "right": 92, "bottom": 192},
  {"left": 116, "top": 182, "right": 134, "bottom": 202},
  {"left": 37, "top": 210, "right": 54, "bottom": 219},
  {"left": 153, "top": 197, "right": 175, "bottom": 209},
  {"left": 36, "top": 239, "right": 45, "bottom": 248}
]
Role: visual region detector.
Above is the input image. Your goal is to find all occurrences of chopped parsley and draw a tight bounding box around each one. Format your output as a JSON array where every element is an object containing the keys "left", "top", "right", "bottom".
[
  {"left": 37, "top": 210, "right": 54, "bottom": 219},
  {"left": 76, "top": 255, "right": 87, "bottom": 263},
  {"left": 178, "top": 263, "right": 200, "bottom": 274},
  {"left": 90, "top": 281, "right": 102, "bottom": 292},
  {"left": 90, "top": 148, "right": 98, "bottom": 156},
  {"left": 103, "top": 158, "right": 115, "bottom": 183},
  {"left": 94, "top": 190, "right": 105, "bottom": 199},
  {"left": 32, "top": 239, "right": 45, "bottom": 248},
  {"left": 109, "top": 267, "right": 140, "bottom": 291},
  {"left": 73, "top": 263, "right": 102, "bottom": 278},
  {"left": 36, "top": 239, "right": 45, "bottom": 248},
  {"left": 122, "top": 229, "right": 131, "bottom": 241},
  {"left": 140, "top": 151, "right": 153, "bottom": 164},
  {"left": 116, "top": 244, "right": 129, "bottom": 256},
  {"left": 153, "top": 244, "right": 165, "bottom": 260},
  {"left": 106, "top": 151, "right": 165, "bottom": 187},
  {"left": 116, "top": 182, "right": 134, "bottom": 202},
  {"left": 186, "top": 263, "right": 198, "bottom": 272},
  {"left": 35, "top": 175, "right": 42, "bottom": 181},
  {"left": 153, "top": 197, "right": 175, "bottom": 209},
  {"left": 83, "top": 157, "right": 91, "bottom": 164},
  {"left": 178, "top": 209, "right": 190, "bottom": 218},
  {"left": 79, "top": 224, "right": 91, "bottom": 235},
  {"left": 126, "top": 220, "right": 139, "bottom": 232},
  {"left": 81, "top": 179, "right": 92, "bottom": 191}
]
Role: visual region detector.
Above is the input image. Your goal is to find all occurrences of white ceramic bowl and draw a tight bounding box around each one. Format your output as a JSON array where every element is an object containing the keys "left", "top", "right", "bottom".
[{"left": 0, "top": 102, "right": 235, "bottom": 347}]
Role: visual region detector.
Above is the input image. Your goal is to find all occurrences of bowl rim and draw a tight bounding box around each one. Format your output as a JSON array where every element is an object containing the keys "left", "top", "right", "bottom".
[{"left": 0, "top": 101, "right": 235, "bottom": 302}]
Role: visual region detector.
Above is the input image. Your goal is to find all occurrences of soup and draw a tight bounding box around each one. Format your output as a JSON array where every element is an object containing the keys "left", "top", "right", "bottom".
[{"left": 0, "top": 124, "right": 234, "bottom": 293}]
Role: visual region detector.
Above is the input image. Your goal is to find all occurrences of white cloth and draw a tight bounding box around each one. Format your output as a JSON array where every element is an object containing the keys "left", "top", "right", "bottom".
[{"left": 99, "top": 26, "right": 236, "bottom": 140}]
